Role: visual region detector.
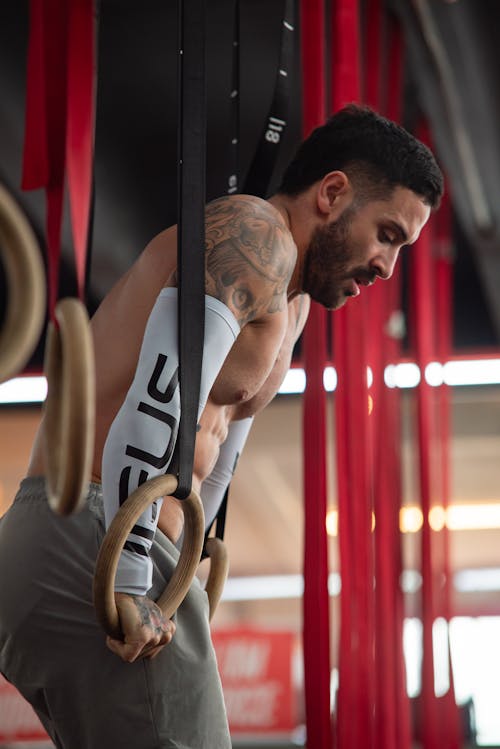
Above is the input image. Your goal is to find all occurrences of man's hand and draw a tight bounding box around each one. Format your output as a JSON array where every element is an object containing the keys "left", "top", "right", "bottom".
[{"left": 106, "top": 592, "right": 176, "bottom": 662}]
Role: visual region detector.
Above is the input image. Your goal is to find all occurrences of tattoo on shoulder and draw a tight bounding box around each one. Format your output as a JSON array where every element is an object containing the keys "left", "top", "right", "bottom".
[{"left": 204, "top": 196, "right": 295, "bottom": 325}]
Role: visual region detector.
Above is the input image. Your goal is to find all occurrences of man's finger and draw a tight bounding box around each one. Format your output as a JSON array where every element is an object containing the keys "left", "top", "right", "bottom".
[
  {"left": 139, "top": 643, "right": 167, "bottom": 660},
  {"left": 106, "top": 636, "right": 143, "bottom": 663}
]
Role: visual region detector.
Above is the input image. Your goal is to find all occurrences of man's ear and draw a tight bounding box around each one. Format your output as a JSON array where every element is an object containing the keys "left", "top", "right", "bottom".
[{"left": 317, "top": 171, "right": 351, "bottom": 217}]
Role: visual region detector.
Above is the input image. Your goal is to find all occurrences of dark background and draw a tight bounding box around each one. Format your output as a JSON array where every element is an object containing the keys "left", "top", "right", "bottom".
[{"left": 1, "top": 0, "right": 499, "bottom": 373}]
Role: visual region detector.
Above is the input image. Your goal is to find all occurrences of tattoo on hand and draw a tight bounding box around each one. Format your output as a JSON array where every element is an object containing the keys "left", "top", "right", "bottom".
[{"left": 132, "top": 596, "right": 164, "bottom": 635}]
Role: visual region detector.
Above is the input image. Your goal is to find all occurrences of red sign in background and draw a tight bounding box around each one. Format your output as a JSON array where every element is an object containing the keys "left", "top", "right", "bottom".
[
  {"left": 0, "top": 674, "right": 48, "bottom": 742},
  {"left": 212, "top": 628, "right": 299, "bottom": 735},
  {"left": 0, "top": 629, "right": 299, "bottom": 741}
]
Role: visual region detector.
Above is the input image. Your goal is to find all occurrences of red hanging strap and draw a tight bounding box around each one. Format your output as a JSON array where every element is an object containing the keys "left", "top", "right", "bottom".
[
  {"left": 435, "top": 190, "right": 462, "bottom": 749},
  {"left": 301, "top": 0, "right": 326, "bottom": 135},
  {"left": 364, "top": 0, "right": 382, "bottom": 109},
  {"left": 66, "top": 0, "right": 95, "bottom": 301},
  {"left": 332, "top": 0, "right": 361, "bottom": 106},
  {"left": 410, "top": 121, "right": 440, "bottom": 749},
  {"left": 22, "top": 0, "right": 48, "bottom": 191},
  {"left": 333, "top": 309, "right": 351, "bottom": 747},
  {"left": 385, "top": 15, "right": 404, "bottom": 123},
  {"left": 334, "top": 300, "right": 374, "bottom": 749},
  {"left": 302, "top": 303, "right": 331, "bottom": 749},
  {"left": 366, "top": 4, "right": 398, "bottom": 746},
  {"left": 300, "top": 1, "right": 332, "bottom": 747},
  {"left": 23, "top": 0, "right": 69, "bottom": 320},
  {"left": 369, "top": 11, "right": 412, "bottom": 749},
  {"left": 22, "top": 0, "right": 95, "bottom": 315},
  {"left": 384, "top": 22, "right": 413, "bottom": 749},
  {"left": 332, "top": 2, "right": 375, "bottom": 748}
]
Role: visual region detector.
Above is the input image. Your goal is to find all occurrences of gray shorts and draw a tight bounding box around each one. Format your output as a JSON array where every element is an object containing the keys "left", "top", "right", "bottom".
[{"left": 0, "top": 477, "right": 231, "bottom": 749}]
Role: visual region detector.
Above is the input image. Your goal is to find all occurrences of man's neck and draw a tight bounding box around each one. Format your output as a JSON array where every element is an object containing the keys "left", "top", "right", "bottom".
[{"left": 268, "top": 192, "right": 309, "bottom": 300}]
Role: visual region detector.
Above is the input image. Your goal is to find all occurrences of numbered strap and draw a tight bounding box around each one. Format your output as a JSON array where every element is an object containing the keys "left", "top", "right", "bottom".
[
  {"left": 242, "top": 0, "right": 295, "bottom": 197},
  {"left": 175, "top": 0, "right": 206, "bottom": 500},
  {"left": 0, "top": 184, "right": 46, "bottom": 384},
  {"left": 226, "top": 0, "right": 240, "bottom": 195}
]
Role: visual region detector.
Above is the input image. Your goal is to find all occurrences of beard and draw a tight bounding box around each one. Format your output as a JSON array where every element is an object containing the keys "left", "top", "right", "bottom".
[{"left": 302, "top": 204, "right": 366, "bottom": 310}]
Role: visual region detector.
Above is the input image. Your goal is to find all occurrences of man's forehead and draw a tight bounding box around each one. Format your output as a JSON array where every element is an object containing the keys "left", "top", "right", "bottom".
[{"left": 377, "top": 188, "right": 431, "bottom": 244}]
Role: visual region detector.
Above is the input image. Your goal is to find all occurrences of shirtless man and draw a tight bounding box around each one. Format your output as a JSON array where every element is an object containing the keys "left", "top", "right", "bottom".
[{"left": 0, "top": 105, "right": 443, "bottom": 748}]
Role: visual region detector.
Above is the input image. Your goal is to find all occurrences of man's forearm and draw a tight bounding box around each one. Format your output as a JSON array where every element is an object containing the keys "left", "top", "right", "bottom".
[{"left": 102, "top": 289, "right": 240, "bottom": 595}]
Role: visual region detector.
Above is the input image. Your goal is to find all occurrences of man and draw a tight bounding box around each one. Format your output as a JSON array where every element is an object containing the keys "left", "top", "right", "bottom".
[{"left": 0, "top": 105, "right": 443, "bottom": 747}]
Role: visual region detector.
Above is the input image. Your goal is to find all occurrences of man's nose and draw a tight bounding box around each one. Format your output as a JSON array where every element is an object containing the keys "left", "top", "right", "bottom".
[{"left": 369, "top": 247, "right": 400, "bottom": 280}]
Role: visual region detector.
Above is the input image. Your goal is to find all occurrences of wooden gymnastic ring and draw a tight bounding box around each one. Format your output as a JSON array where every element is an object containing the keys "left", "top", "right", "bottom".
[
  {"left": 43, "top": 297, "right": 95, "bottom": 515},
  {"left": 0, "top": 183, "right": 45, "bottom": 383},
  {"left": 93, "top": 474, "right": 205, "bottom": 640},
  {"left": 203, "top": 537, "right": 229, "bottom": 621}
]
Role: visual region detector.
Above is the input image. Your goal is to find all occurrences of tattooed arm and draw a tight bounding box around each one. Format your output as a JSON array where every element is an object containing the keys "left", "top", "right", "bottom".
[
  {"left": 204, "top": 195, "right": 296, "bottom": 326},
  {"left": 203, "top": 195, "right": 297, "bottom": 405},
  {"left": 95, "top": 196, "right": 297, "bottom": 662}
]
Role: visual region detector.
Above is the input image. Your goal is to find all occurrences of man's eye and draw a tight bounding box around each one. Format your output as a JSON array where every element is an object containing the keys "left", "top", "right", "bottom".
[{"left": 379, "top": 231, "right": 394, "bottom": 244}]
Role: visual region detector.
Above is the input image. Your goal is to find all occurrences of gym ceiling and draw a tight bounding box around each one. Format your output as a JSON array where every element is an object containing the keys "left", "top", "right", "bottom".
[{"left": 0, "top": 0, "right": 499, "bottom": 372}]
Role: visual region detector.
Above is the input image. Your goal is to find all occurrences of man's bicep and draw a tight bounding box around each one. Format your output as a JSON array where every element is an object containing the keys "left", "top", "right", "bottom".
[
  {"left": 209, "top": 309, "right": 287, "bottom": 407},
  {"left": 239, "top": 296, "right": 310, "bottom": 415}
]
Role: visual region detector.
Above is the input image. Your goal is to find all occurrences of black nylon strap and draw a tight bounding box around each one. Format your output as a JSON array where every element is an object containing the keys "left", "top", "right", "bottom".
[
  {"left": 201, "top": 1, "right": 238, "bottom": 552},
  {"left": 214, "top": 486, "right": 229, "bottom": 540},
  {"left": 204, "top": 485, "right": 229, "bottom": 542},
  {"left": 227, "top": 0, "right": 240, "bottom": 195},
  {"left": 205, "top": 1, "right": 295, "bottom": 544},
  {"left": 202, "top": 486, "right": 228, "bottom": 559},
  {"left": 242, "top": 0, "right": 295, "bottom": 198},
  {"left": 204, "top": 0, "right": 295, "bottom": 543},
  {"left": 84, "top": 7, "right": 99, "bottom": 303},
  {"left": 84, "top": 176, "right": 95, "bottom": 300},
  {"left": 174, "top": 0, "right": 206, "bottom": 500}
]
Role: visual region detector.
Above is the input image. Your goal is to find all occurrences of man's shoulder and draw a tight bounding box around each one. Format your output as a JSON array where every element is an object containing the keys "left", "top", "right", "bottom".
[
  {"left": 206, "top": 193, "right": 271, "bottom": 209},
  {"left": 205, "top": 193, "right": 295, "bottom": 272},
  {"left": 205, "top": 193, "right": 287, "bottom": 231},
  {"left": 204, "top": 195, "right": 296, "bottom": 326},
  {"left": 205, "top": 195, "right": 295, "bottom": 252}
]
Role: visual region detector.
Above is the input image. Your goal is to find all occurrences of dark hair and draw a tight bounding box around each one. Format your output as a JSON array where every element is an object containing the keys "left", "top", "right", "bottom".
[{"left": 278, "top": 104, "right": 444, "bottom": 209}]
